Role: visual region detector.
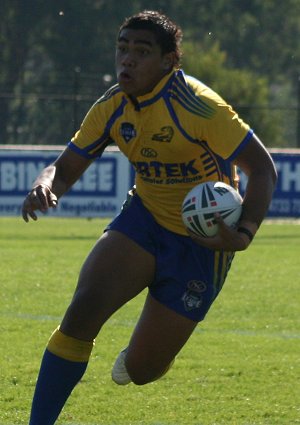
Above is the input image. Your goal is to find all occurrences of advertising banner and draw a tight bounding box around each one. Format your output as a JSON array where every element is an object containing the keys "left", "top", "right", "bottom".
[
  {"left": 238, "top": 150, "right": 300, "bottom": 218},
  {"left": 0, "top": 147, "right": 299, "bottom": 218},
  {"left": 0, "top": 148, "right": 132, "bottom": 218},
  {"left": 268, "top": 151, "right": 300, "bottom": 217}
]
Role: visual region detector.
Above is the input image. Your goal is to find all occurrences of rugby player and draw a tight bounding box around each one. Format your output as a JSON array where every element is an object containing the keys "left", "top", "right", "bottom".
[{"left": 22, "top": 10, "right": 277, "bottom": 424}]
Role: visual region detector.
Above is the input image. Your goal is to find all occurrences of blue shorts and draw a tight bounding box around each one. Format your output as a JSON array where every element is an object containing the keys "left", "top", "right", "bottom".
[{"left": 106, "top": 194, "right": 234, "bottom": 322}]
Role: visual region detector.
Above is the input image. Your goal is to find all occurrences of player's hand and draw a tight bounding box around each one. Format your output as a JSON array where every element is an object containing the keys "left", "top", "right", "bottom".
[
  {"left": 187, "top": 214, "right": 251, "bottom": 252},
  {"left": 22, "top": 184, "right": 58, "bottom": 222}
]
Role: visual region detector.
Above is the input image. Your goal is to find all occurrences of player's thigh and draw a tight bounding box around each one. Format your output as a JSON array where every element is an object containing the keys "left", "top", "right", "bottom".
[
  {"left": 125, "top": 293, "right": 198, "bottom": 383},
  {"left": 60, "top": 230, "right": 155, "bottom": 340}
]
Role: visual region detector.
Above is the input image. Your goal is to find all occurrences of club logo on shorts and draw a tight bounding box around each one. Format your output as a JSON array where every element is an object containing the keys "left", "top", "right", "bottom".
[
  {"left": 120, "top": 122, "right": 137, "bottom": 143},
  {"left": 182, "top": 280, "right": 207, "bottom": 311}
]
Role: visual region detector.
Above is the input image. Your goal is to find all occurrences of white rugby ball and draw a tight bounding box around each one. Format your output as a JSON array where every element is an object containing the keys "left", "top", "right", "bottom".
[{"left": 181, "top": 181, "right": 243, "bottom": 237}]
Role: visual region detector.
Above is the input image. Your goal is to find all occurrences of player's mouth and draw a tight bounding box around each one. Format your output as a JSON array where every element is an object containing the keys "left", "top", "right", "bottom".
[{"left": 118, "top": 71, "right": 133, "bottom": 83}]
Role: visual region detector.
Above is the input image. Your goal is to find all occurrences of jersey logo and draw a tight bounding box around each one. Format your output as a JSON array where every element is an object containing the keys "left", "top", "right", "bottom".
[
  {"left": 152, "top": 126, "right": 174, "bottom": 143},
  {"left": 141, "top": 148, "right": 158, "bottom": 158},
  {"left": 182, "top": 280, "right": 207, "bottom": 311},
  {"left": 120, "top": 122, "right": 136, "bottom": 143}
]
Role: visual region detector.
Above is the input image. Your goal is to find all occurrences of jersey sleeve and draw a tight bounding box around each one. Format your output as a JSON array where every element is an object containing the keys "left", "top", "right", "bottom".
[
  {"left": 68, "top": 100, "right": 112, "bottom": 159},
  {"left": 195, "top": 84, "right": 253, "bottom": 160}
]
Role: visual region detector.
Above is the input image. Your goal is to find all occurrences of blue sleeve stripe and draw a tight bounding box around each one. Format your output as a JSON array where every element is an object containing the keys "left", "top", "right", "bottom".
[
  {"left": 164, "top": 96, "right": 195, "bottom": 143},
  {"left": 169, "top": 92, "right": 214, "bottom": 119},
  {"left": 87, "top": 97, "right": 127, "bottom": 154},
  {"left": 227, "top": 129, "right": 254, "bottom": 162},
  {"left": 67, "top": 141, "right": 96, "bottom": 159},
  {"left": 174, "top": 76, "right": 215, "bottom": 116},
  {"left": 68, "top": 96, "right": 127, "bottom": 159}
]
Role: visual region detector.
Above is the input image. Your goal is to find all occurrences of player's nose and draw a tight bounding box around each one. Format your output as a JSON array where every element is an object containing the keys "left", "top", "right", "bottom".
[{"left": 121, "top": 52, "right": 136, "bottom": 67}]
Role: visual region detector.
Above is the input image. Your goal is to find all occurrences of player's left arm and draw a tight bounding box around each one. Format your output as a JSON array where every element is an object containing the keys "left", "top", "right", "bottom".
[
  {"left": 189, "top": 134, "right": 277, "bottom": 251},
  {"left": 233, "top": 133, "right": 277, "bottom": 233}
]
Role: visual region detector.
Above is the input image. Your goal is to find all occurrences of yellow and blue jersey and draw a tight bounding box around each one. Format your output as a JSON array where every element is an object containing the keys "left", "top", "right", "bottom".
[{"left": 69, "top": 69, "right": 252, "bottom": 235}]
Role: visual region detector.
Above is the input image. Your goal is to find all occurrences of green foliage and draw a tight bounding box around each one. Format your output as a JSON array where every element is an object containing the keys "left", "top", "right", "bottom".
[
  {"left": 0, "top": 217, "right": 300, "bottom": 424},
  {"left": 0, "top": 0, "right": 299, "bottom": 146},
  {"left": 182, "top": 40, "right": 283, "bottom": 146}
]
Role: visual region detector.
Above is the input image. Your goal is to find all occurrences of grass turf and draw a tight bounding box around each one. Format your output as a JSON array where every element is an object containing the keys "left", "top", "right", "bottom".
[{"left": 0, "top": 217, "right": 299, "bottom": 424}]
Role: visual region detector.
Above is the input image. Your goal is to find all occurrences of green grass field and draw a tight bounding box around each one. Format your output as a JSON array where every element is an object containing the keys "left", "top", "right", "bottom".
[{"left": 0, "top": 217, "right": 299, "bottom": 425}]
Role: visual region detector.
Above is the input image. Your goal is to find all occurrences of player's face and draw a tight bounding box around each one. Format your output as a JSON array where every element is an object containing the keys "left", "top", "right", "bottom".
[{"left": 116, "top": 29, "right": 174, "bottom": 97}]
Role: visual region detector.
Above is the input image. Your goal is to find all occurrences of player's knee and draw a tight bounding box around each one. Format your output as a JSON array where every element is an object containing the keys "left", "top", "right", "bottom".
[
  {"left": 127, "top": 359, "right": 174, "bottom": 386},
  {"left": 127, "top": 368, "right": 154, "bottom": 386},
  {"left": 112, "top": 349, "right": 175, "bottom": 386}
]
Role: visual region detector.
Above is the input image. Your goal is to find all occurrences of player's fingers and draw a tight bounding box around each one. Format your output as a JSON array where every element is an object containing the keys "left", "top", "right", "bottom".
[
  {"left": 22, "top": 199, "right": 38, "bottom": 222},
  {"left": 214, "top": 215, "right": 249, "bottom": 251},
  {"left": 48, "top": 192, "right": 58, "bottom": 207},
  {"left": 22, "top": 207, "right": 29, "bottom": 222},
  {"left": 186, "top": 229, "right": 206, "bottom": 243},
  {"left": 22, "top": 186, "right": 49, "bottom": 221},
  {"left": 213, "top": 214, "right": 228, "bottom": 236},
  {"left": 187, "top": 214, "right": 248, "bottom": 251},
  {"left": 34, "top": 185, "right": 52, "bottom": 210},
  {"left": 214, "top": 212, "right": 226, "bottom": 228},
  {"left": 26, "top": 210, "right": 38, "bottom": 222}
]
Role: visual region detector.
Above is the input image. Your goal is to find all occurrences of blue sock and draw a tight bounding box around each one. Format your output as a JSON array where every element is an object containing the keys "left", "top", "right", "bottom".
[{"left": 29, "top": 349, "right": 88, "bottom": 425}]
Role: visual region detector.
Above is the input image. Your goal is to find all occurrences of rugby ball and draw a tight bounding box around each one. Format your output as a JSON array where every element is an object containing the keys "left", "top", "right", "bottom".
[{"left": 181, "top": 181, "right": 243, "bottom": 237}]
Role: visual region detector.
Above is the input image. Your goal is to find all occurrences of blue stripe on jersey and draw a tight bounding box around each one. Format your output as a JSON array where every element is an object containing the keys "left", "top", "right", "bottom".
[
  {"left": 88, "top": 96, "right": 128, "bottom": 155},
  {"left": 163, "top": 95, "right": 195, "bottom": 143},
  {"left": 70, "top": 96, "right": 128, "bottom": 159},
  {"left": 96, "top": 84, "right": 121, "bottom": 104},
  {"left": 169, "top": 92, "right": 214, "bottom": 119},
  {"left": 68, "top": 141, "right": 91, "bottom": 158},
  {"left": 68, "top": 132, "right": 111, "bottom": 159},
  {"left": 176, "top": 73, "right": 215, "bottom": 113},
  {"left": 138, "top": 73, "right": 176, "bottom": 109},
  {"left": 164, "top": 96, "right": 223, "bottom": 181},
  {"left": 169, "top": 76, "right": 215, "bottom": 118},
  {"left": 227, "top": 129, "right": 254, "bottom": 162},
  {"left": 215, "top": 251, "right": 226, "bottom": 294}
]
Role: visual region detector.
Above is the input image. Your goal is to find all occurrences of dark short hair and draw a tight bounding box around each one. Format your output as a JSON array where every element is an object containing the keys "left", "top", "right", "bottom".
[{"left": 118, "top": 10, "right": 183, "bottom": 66}]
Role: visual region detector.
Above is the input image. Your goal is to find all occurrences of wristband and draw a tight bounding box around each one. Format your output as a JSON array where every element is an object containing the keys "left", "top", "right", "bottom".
[{"left": 237, "top": 226, "right": 254, "bottom": 242}]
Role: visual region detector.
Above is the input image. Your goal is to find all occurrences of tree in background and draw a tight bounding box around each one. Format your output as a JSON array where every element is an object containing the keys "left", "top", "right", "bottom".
[
  {"left": 0, "top": 0, "right": 298, "bottom": 146},
  {"left": 182, "top": 40, "right": 283, "bottom": 146},
  {"left": 0, "top": 1, "right": 49, "bottom": 143}
]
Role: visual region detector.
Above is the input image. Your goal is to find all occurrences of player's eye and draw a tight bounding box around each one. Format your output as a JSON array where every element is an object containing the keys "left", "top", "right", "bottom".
[
  {"left": 138, "top": 48, "right": 150, "bottom": 56},
  {"left": 117, "top": 45, "right": 128, "bottom": 53}
]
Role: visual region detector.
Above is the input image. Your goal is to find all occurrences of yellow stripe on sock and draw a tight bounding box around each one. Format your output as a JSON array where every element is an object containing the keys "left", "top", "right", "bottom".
[{"left": 47, "top": 328, "right": 95, "bottom": 362}]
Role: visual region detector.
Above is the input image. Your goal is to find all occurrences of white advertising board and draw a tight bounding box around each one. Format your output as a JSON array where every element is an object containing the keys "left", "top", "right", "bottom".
[{"left": 0, "top": 147, "right": 134, "bottom": 218}]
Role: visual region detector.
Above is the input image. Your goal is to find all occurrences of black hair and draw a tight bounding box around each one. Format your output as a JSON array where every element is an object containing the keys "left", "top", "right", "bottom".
[{"left": 118, "top": 10, "right": 183, "bottom": 66}]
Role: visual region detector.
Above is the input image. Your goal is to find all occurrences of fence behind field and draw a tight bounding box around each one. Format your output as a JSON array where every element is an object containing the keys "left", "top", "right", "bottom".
[{"left": 0, "top": 72, "right": 299, "bottom": 148}]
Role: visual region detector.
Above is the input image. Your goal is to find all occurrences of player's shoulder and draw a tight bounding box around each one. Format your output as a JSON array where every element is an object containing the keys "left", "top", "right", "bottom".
[
  {"left": 175, "top": 69, "right": 226, "bottom": 106},
  {"left": 170, "top": 69, "right": 221, "bottom": 118},
  {"left": 87, "top": 83, "right": 125, "bottom": 120},
  {"left": 95, "top": 83, "right": 123, "bottom": 106},
  {"left": 79, "top": 83, "right": 125, "bottom": 126}
]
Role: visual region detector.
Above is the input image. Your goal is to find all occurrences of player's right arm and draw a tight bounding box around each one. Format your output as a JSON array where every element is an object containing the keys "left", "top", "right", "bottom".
[{"left": 22, "top": 147, "right": 93, "bottom": 222}]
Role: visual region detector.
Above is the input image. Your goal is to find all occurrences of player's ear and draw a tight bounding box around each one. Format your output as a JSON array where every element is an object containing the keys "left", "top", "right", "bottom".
[{"left": 162, "top": 52, "right": 176, "bottom": 71}]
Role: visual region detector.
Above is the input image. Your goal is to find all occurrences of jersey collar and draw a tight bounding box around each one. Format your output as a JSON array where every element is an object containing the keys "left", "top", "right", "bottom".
[{"left": 127, "top": 69, "right": 177, "bottom": 110}]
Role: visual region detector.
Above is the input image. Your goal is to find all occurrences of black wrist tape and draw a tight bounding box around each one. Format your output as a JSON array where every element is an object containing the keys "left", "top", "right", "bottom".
[{"left": 237, "top": 226, "right": 254, "bottom": 242}]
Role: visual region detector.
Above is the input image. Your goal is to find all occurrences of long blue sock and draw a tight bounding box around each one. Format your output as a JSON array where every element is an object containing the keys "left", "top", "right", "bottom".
[{"left": 29, "top": 349, "right": 88, "bottom": 425}]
